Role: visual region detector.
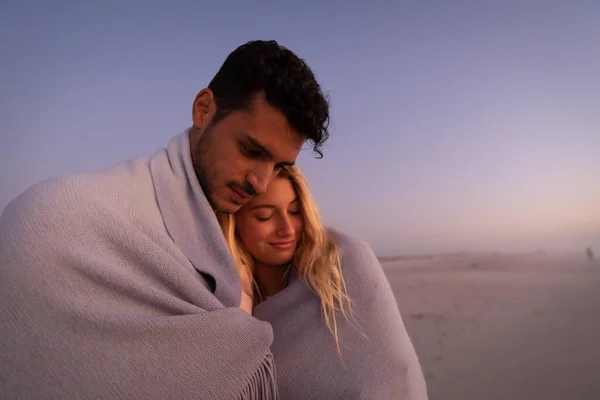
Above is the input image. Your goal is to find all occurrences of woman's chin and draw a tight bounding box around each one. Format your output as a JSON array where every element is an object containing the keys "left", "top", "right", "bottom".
[{"left": 260, "top": 256, "right": 295, "bottom": 268}]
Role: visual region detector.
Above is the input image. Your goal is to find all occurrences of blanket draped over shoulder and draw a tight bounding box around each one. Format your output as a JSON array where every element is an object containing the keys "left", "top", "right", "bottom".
[{"left": 0, "top": 131, "right": 427, "bottom": 399}]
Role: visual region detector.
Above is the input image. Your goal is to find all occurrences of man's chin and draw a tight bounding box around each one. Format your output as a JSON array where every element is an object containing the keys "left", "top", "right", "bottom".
[{"left": 211, "top": 197, "right": 244, "bottom": 214}]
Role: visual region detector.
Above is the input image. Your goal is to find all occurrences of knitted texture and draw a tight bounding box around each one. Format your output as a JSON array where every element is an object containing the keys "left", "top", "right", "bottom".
[{"left": 0, "top": 131, "right": 427, "bottom": 399}]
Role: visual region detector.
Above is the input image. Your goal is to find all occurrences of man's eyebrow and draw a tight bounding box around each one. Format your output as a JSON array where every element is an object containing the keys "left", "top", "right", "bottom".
[
  {"left": 244, "top": 133, "right": 295, "bottom": 167},
  {"left": 244, "top": 134, "right": 272, "bottom": 158}
]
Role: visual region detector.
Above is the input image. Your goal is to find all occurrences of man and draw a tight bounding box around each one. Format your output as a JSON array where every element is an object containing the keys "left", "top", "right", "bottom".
[{"left": 0, "top": 40, "right": 426, "bottom": 399}]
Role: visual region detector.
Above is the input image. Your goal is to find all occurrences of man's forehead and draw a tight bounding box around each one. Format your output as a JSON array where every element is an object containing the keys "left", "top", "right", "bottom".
[
  {"left": 245, "top": 130, "right": 303, "bottom": 147},
  {"left": 244, "top": 131, "right": 304, "bottom": 159}
]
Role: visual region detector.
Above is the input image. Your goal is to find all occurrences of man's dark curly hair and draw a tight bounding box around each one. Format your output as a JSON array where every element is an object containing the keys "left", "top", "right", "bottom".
[{"left": 208, "top": 40, "right": 330, "bottom": 158}]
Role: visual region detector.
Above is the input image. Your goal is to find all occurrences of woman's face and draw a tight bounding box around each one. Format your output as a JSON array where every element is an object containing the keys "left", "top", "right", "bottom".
[{"left": 235, "top": 177, "right": 304, "bottom": 267}]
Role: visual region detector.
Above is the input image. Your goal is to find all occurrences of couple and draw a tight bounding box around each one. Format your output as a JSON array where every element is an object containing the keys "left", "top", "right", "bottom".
[{"left": 0, "top": 40, "right": 427, "bottom": 399}]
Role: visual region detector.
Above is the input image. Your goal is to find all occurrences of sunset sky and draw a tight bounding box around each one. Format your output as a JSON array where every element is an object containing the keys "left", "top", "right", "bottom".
[{"left": 1, "top": 1, "right": 598, "bottom": 256}]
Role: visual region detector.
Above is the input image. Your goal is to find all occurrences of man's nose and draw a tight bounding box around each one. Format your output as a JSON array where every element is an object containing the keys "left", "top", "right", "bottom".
[{"left": 247, "top": 164, "right": 273, "bottom": 195}]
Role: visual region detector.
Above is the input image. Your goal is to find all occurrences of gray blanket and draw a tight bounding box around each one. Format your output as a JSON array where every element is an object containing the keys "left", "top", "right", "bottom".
[{"left": 0, "top": 131, "right": 427, "bottom": 399}]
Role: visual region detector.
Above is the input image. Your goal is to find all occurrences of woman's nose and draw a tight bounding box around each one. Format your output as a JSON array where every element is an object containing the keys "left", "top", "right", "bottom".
[{"left": 277, "top": 216, "right": 295, "bottom": 236}]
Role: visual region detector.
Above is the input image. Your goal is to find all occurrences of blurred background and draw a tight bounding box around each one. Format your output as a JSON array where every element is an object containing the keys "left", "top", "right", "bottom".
[
  {"left": 1, "top": 1, "right": 599, "bottom": 399},
  {"left": 2, "top": 1, "right": 598, "bottom": 256}
]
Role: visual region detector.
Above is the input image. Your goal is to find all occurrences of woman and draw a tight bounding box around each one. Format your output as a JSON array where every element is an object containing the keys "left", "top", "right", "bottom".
[
  {"left": 218, "top": 166, "right": 428, "bottom": 399},
  {"left": 218, "top": 165, "right": 352, "bottom": 350}
]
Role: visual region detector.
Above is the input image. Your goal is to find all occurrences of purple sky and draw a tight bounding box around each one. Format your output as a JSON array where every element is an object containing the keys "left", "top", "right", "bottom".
[{"left": 1, "top": 1, "right": 598, "bottom": 256}]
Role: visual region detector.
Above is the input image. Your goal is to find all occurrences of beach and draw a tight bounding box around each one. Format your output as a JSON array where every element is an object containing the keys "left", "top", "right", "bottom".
[{"left": 385, "top": 252, "right": 600, "bottom": 400}]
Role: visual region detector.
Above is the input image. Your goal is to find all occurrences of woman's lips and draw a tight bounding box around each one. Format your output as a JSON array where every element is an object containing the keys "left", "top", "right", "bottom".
[{"left": 270, "top": 240, "right": 295, "bottom": 250}]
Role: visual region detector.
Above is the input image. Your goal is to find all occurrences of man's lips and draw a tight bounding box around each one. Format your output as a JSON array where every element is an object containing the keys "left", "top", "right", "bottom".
[{"left": 230, "top": 185, "right": 252, "bottom": 201}]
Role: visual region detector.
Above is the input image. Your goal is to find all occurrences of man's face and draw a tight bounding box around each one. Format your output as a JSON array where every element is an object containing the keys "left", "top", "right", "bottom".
[{"left": 191, "top": 91, "right": 305, "bottom": 213}]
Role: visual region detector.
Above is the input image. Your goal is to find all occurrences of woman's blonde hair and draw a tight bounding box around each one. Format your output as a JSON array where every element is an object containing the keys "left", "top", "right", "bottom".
[{"left": 217, "top": 165, "right": 353, "bottom": 352}]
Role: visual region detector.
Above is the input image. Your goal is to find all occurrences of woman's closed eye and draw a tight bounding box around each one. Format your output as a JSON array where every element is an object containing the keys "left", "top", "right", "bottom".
[{"left": 254, "top": 213, "right": 273, "bottom": 222}]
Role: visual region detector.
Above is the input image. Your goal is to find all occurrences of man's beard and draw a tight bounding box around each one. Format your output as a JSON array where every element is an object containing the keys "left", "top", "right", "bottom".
[
  {"left": 191, "top": 125, "right": 220, "bottom": 211},
  {"left": 190, "top": 123, "right": 257, "bottom": 213}
]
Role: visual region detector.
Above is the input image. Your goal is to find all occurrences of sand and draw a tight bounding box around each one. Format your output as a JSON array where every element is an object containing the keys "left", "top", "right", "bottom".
[{"left": 384, "top": 252, "right": 600, "bottom": 400}]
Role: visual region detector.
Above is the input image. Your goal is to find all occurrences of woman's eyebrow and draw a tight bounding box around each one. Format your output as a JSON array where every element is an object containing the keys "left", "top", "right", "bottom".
[{"left": 251, "top": 204, "right": 276, "bottom": 210}]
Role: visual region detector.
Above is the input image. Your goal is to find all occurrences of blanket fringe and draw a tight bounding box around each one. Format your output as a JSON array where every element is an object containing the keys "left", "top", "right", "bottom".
[{"left": 239, "top": 352, "right": 279, "bottom": 400}]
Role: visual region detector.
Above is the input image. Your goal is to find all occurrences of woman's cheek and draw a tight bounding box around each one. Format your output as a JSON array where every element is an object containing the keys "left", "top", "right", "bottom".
[
  {"left": 293, "top": 217, "right": 304, "bottom": 235},
  {"left": 257, "top": 221, "right": 275, "bottom": 242}
]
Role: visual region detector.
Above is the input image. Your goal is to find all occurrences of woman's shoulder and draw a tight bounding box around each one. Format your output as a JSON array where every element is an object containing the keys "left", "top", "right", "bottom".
[
  {"left": 325, "top": 229, "right": 427, "bottom": 398},
  {"left": 326, "top": 227, "right": 376, "bottom": 263},
  {"left": 325, "top": 227, "right": 387, "bottom": 298}
]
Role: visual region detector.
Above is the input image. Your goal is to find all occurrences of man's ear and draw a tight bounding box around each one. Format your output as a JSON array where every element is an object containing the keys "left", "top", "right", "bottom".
[{"left": 192, "top": 88, "right": 216, "bottom": 128}]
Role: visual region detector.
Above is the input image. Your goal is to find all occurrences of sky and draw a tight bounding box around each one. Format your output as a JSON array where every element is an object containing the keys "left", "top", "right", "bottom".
[{"left": 1, "top": 1, "right": 599, "bottom": 256}]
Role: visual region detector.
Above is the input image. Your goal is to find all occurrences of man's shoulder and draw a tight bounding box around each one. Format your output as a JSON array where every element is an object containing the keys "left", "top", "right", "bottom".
[
  {"left": 4, "top": 174, "right": 89, "bottom": 213},
  {"left": 1, "top": 175, "right": 99, "bottom": 235},
  {"left": 1, "top": 156, "right": 154, "bottom": 234}
]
